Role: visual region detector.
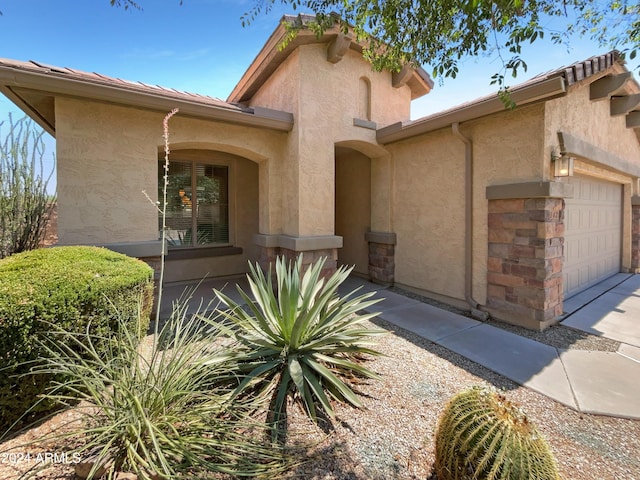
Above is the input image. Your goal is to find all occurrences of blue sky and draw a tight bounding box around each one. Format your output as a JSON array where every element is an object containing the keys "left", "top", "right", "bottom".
[{"left": 1, "top": 0, "right": 638, "bottom": 192}]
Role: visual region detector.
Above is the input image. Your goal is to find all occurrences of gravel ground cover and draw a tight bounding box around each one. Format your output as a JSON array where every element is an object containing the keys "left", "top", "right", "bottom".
[{"left": 1, "top": 298, "right": 639, "bottom": 479}]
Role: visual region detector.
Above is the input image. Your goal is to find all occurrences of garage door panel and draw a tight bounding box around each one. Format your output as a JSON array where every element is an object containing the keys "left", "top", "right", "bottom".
[{"left": 563, "top": 175, "right": 621, "bottom": 298}]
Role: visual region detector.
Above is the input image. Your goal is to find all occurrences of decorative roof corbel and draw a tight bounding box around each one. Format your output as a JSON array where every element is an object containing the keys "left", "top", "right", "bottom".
[
  {"left": 590, "top": 72, "right": 632, "bottom": 100},
  {"left": 326, "top": 33, "right": 352, "bottom": 63},
  {"left": 626, "top": 111, "right": 640, "bottom": 129},
  {"left": 610, "top": 94, "right": 640, "bottom": 116},
  {"left": 392, "top": 64, "right": 414, "bottom": 88}
]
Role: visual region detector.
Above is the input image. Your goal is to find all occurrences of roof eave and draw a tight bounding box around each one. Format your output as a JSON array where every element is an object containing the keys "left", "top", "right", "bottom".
[
  {"left": 228, "top": 14, "right": 432, "bottom": 104},
  {"left": 0, "top": 85, "right": 56, "bottom": 136},
  {"left": 377, "top": 76, "right": 567, "bottom": 144},
  {"left": 0, "top": 67, "right": 294, "bottom": 135}
]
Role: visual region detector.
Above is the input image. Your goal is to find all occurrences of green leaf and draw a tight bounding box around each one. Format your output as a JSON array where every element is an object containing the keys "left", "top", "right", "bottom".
[
  {"left": 216, "top": 254, "right": 382, "bottom": 439},
  {"left": 288, "top": 355, "right": 305, "bottom": 394},
  {"left": 301, "top": 362, "right": 334, "bottom": 418},
  {"left": 304, "top": 357, "right": 362, "bottom": 407}
]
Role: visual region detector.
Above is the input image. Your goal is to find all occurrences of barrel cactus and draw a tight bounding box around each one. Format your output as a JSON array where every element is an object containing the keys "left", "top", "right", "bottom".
[{"left": 434, "top": 386, "right": 560, "bottom": 480}]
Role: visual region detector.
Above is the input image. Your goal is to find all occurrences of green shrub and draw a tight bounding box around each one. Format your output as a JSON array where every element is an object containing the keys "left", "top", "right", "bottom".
[
  {"left": 0, "top": 246, "right": 154, "bottom": 432},
  {"left": 434, "top": 386, "right": 560, "bottom": 480},
  {"left": 215, "top": 255, "right": 384, "bottom": 441},
  {"left": 26, "top": 291, "right": 289, "bottom": 479}
]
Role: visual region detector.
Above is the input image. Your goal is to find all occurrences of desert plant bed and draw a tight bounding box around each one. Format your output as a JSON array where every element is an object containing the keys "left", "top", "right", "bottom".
[{"left": 1, "top": 314, "right": 638, "bottom": 480}]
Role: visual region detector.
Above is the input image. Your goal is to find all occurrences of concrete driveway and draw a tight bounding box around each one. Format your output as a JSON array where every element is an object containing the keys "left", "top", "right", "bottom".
[
  {"left": 353, "top": 272, "right": 640, "bottom": 420},
  {"left": 562, "top": 273, "right": 640, "bottom": 355}
]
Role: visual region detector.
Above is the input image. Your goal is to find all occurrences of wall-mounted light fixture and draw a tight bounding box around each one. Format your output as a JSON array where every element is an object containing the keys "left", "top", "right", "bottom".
[{"left": 553, "top": 152, "right": 575, "bottom": 177}]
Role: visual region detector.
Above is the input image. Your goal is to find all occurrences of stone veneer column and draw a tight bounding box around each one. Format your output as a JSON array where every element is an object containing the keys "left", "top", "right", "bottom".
[
  {"left": 140, "top": 256, "right": 162, "bottom": 283},
  {"left": 485, "top": 182, "right": 572, "bottom": 330},
  {"left": 254, "top": 234, "right": 341, "bottom": 277},
  {"left": 365, "top": 231, "right": 396, "bottom": 285},
  {"left": 631, "top": 197, "right": 640, "bottom": 271}
]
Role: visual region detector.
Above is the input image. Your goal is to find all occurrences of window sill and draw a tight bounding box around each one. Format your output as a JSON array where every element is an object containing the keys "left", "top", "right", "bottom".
[{"left": 166, "top": 246, "right": 243, "bottom": 261}]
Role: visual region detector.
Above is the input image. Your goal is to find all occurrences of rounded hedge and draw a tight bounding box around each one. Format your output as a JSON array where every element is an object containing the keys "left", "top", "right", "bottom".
[{"left": 0, "top": 246, "right": 154, "bottom": 431}]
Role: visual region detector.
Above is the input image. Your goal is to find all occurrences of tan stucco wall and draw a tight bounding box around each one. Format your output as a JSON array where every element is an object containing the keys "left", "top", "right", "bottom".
[
  {"left": 248, "top": 43, "right": 408, "bottom": 238},
  {"left": 389, "top": 83, "right": 640, "bottom": 306},
  {"left": 388, "top": 130, "right": 467, "bottom": 300},
  {"left": 56, "top": 98, "right": 160, "bottom": 244},
  {"left": 544, "top": 81, "right": 640, "bottom": 174},
  {"left": 544, "top": 83, "right": 640, "bottom": 271},
  {"left": 466, "top": 104, "right": 547, "bottom": 304},
  {"left": 55, "top": 97, "right": 285, "bottom": 280},
  {"left": 387, "top": 103, "right": 546, "bottom": 304}
]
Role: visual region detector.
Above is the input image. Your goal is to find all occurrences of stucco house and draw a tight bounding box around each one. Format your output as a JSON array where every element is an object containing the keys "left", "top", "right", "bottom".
[{"left": 1, "top": 15, "right": 639, "bottom": 330}]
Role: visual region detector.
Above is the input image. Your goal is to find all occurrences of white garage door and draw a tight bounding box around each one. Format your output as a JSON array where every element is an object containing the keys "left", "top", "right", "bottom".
[{"left": 563, "top": 175, "right": 622, "bottom": 298}]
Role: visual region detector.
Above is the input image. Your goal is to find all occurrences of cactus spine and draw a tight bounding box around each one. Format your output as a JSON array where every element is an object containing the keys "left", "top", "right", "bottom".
[{"left": 435, "top": 386, "right": 560, "bottom": 480}]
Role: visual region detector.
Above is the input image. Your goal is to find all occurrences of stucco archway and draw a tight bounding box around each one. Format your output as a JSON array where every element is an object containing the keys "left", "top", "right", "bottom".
[
  {"left": 166, "top": 142, "right": 268, "bottom": 165},
  {"left": 157, "top": 146, "right": 260, "bottom": 283},
  {"left": 335, "top": 146, "right": 372, "bottom": 276}
]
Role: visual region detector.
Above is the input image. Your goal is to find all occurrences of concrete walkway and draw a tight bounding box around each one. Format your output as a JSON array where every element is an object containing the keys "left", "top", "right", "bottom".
[
  {"left": 341, "top": 274, "right": 640, "bottom": 420},
  {"left": 161, "top": 273, "right": 640, "bottom": 420}
]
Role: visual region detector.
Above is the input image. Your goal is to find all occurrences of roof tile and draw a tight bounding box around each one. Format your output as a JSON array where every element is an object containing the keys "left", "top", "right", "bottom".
[{"left": 0, "top": 57, "right": 241, "bottom": 112}]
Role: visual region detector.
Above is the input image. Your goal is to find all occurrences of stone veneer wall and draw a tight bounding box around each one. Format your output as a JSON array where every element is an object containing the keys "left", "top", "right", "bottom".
[
  {"left": 141, "top": 256, "right": 162, "bottom": 283},
  {"left": 365, "top": 231, "right": 396, "bottom": 286},
  {"left": 368, "top": 242, "right": 395, "bottom": 285},
  {"left": 258, "top": 246, "right": 338, "bottom": 277},
  {"left": 486, "top": 197, "right": 565, "bottom": 330}
]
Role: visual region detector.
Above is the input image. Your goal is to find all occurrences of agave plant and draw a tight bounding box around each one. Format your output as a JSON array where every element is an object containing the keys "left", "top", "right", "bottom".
[
  {"left": 21, "top": 291, "right": 289, "bottom": 480},
  {"left": 214, "top": 255, "right": 385, "bottom": 439}
]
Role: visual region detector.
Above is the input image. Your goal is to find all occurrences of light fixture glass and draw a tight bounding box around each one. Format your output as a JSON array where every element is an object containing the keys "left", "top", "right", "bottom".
[{"left": 554, "top": 153, "right": 574, "bottom": 177}]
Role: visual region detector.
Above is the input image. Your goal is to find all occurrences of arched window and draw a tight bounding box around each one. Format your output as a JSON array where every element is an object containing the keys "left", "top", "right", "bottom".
[{"left": 358, "top": 77, "right": 371, "bottom": 121}]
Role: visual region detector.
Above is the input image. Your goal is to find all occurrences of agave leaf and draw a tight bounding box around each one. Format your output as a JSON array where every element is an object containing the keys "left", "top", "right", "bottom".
[
  {"left": 307, "top": 300, "right": 379, "bottom": 339},
  {"left": 313, "top": 352, "right": 381, "bottom": 380},
  {"left": 333, "top": 294, "right": 382, "bottom": 317},
  {"left": 270, "top": 368, "right": 291, "bottom": 442},
  {"left": 283, "top": 256, "right": 321, "bottom": 344},
  {"left": 318, "top": 264, "right": 351, "bottom": 296},
  {"left": 303, "top": 334, "right": 383, "bottom": 351},
  {"left": 237, "top": 335, "right": 286, "bottom": 352},
  {"left": 289, "top": 281, "right": 352, "bottom": 345},
  {"left": 298, "top": 255, "right": 321, "bottom": 293},
  {"left": 216, "top": 288, "right": 281, "bottom": 344},
  {"left": 304, "top": 357, "right": 362, "bottom": 408},
  {"left": 288, "top": 311, "right": 313, "bottom": 351},
  {"left": 279, "top": 260, "right": 300, "bottom": 339},
  {"left": 248, "top": 261, "right": 282, "bottom": 328},
  {"left": 233, "top": 358, "right": 282, "bottom": 395},
  {"left": 288, "top": 355, "right": 305, "bottom": 395},
  {"left": 289, "top": 355, "right": 317, "bottom": 420},
  {"left": 300, "top": 362, "right": 334, "bottom": 418}
]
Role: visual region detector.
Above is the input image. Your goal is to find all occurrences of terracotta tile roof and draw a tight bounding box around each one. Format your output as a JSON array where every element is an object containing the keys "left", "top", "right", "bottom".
[
  {"left": 378, "top": 50, "right": 635, "bottom": 143},
  {"left": 530, "top": 50, "right": 622, "bottom": 86},
  {"left": 0, "top": 57, "right": 245, "bottom": 112}
]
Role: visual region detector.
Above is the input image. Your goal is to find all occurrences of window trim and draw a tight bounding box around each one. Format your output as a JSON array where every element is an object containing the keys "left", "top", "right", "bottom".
[
  {"left": 159, "top": 151, "right": 236, "bottom": 250},
  {"left": 165, "top": 245, "right": 242, "bottom": 260}
]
